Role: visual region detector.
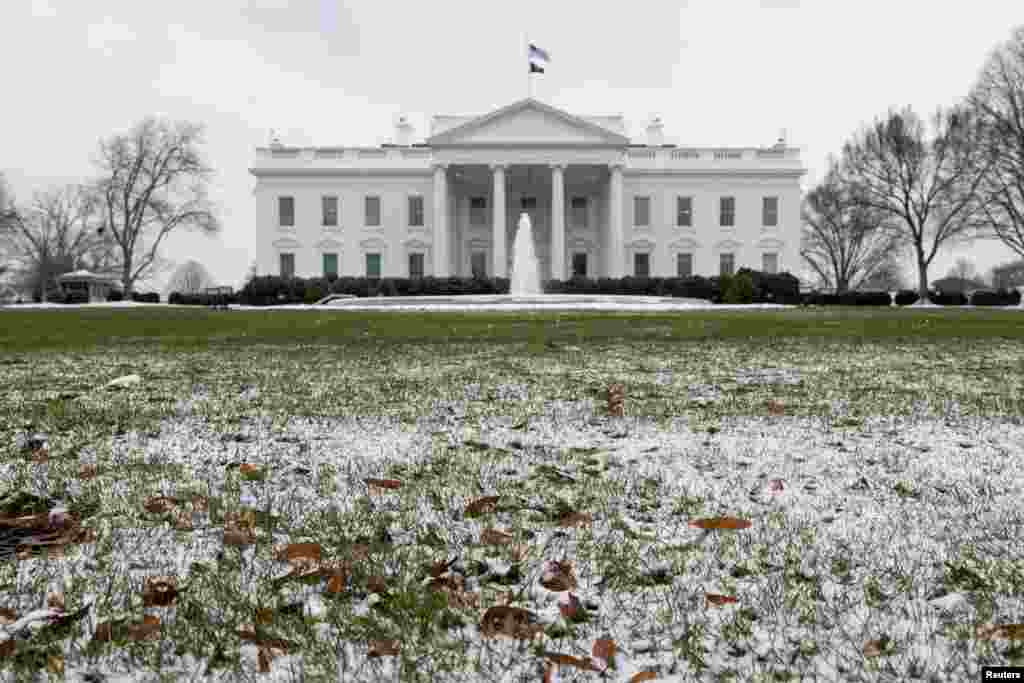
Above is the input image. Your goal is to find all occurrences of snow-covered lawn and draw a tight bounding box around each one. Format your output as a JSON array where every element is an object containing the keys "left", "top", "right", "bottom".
[{"left": 1, "top": 322, "right": 1023, "bottom": 682}]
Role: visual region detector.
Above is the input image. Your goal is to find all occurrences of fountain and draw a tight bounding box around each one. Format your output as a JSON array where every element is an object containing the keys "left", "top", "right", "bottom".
[
  {"left": 510, "top": 212, "right": 542, "bottom": 296},
  {"left": 313, "top": 212, "right": 780, "bottom": 311}
]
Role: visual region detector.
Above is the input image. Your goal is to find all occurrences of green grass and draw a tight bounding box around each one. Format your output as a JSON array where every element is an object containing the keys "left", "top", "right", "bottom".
[
  {"left": 2, "top": 305, "right": 1024, "bottom": 354},
  {"left": 1, "top": 305, "right": 1023, "bottom": 681}
]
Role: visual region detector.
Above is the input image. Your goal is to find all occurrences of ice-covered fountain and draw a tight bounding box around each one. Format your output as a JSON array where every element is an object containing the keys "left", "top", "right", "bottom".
[{"left": 315, "top": 212, "right": 731, "bottom": 311}]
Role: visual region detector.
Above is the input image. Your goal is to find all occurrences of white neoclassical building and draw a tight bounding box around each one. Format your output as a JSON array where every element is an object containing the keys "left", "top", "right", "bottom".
[{"left": 249, "top": 97, "right": 805, "bottom": 283}]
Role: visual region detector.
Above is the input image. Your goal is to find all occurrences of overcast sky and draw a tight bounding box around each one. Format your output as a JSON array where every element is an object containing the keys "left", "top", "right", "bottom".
[{"left": 3, "top": 0, "right": 1022, "bottom": 292}]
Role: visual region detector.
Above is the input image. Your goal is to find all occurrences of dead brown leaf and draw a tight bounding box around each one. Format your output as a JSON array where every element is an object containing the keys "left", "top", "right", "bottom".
[
  {"left": 688, "top": 516, "right": 752, "bottom": 531},
  {"left": 78, "top": 465, "right": 99, "bottom": 480},
  {"left": 541, "top": 560, "right": 577, "bottom": 592},
  {"left": 705, "top": 593, "right": 738, "bottom": 606},
  {"left": 367, "top": 639, "right": 400, "bottom": 657},
  {"left": 629, "top": 673, "right": 659, "bottom": 682},
  {"left": 558, "top": 592, "right": 584, "bottom": 621},
  {"left": 556, "top": 512, "right": 592, "bottom": 528},
  {"left": 976, "top": 623, "right": 1024, "bottom": 640},
  {"left": 0, "top": 607, "right": 17, "bottom": 625},
  {"left": 767, "top": 399, "right": 785, "bottom": 415},
  {"left": 142, "top": 577, "right": 179, "bottom": 607},
  {"left": 46, "top": 592, "right": 64, "bottom": 610},
  {"left": 465, "top": 496, "right": 501, "bottom": 518},
  {"left": 542, "top": 650, "right": 598, "bottom": 671},
  {"left": 143, "top": 496, "right": 178, "bottom": 515},
  {"left": 364, "top": 478, "right": 402, "bottom": 490},
  {"left": 479, "top": 605, "right": 543, "bottom": 640},
  {"left": 592, "top": 638, "right": 617, "bottom": 669},
  {"left": 276, "top": 542, "right": 322, "bottom": 564},
  {"left": 223, "top": 527, "right": 256, "bottom": 547},
  {"left": 480, "top": 528, "right": 514, "bottom": 546}
]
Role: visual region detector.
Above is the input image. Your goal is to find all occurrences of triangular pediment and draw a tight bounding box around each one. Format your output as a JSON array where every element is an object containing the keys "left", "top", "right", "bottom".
[{"left": 427, "top": 98, "right": 629, "bottom": 146}]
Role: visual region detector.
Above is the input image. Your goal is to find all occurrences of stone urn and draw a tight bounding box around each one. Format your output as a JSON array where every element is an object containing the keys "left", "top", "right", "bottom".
[{"left": 889, "top": 291, "right": 898, "bottom": 307}]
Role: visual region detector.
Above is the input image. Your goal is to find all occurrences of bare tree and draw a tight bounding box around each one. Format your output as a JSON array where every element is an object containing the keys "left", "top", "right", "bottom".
[
  {"left": 167, "top": 259, "right": 215, "bottom": 295},
  {"left": 858, "top": 256, "right": 907, "bottom": 292},
  {"left": 801, "top": 156, "right": 908, "bottom": 293},
  {"left": 842, "top": 106, "right": 995, "bottom": 303},
  {"left": 967, "top": 26, "right": 1024, "bottom": 260},
  {"left": 989, "top": 258, "right": 1024, "bottom": 289},
  {"left": 2, "top": 185, "right": 113, "bottom": 302},
  {"left": 93, "top": 117, "right": 220, "bottom": 298},
  {"left": 945, "top": 257, "right": 978, "bottom": 293}
]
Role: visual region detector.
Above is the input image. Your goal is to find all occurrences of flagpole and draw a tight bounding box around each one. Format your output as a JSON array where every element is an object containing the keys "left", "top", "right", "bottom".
[{"left": 525, "top": 34, "right": 532, "bottom": 99}]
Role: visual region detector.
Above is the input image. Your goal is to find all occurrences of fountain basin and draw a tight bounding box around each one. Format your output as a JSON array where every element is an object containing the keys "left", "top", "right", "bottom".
[{"left": 316, "top": 293, "right": 722, "bottom": 310}]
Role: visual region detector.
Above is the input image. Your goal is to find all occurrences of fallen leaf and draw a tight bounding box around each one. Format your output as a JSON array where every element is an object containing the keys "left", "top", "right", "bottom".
[
  {"left": 324, "top": 566, "right": 349, "bottom": 594},
  {"left": 258, "top": 647, "right": 272, "bottom": 673},
  {"left": 629, "top": 673, "right": 659, "bottom": 682},
  {"left": 142, "top": 577, "right": 179, "bottom": 607},
  {"left": 767, "top": 478, "right": 785, "bottom": 493},
  {"left": 767, "top": 399, "right": 785, "bottom": 415},
  {"left": 364, "top": 478, "right": 402, "bottom": 490},
  {"left": 276, "top": 542, "right": 322, "bottom": 564},
  {"left": 367, "top": 639, "right": 400, "bottom": 657},
  {"left": 541, "top": 560, "right": 577, "bottom": 592},
  {"left": 465, "top": 496, "right": 500, "bottom": 518},
  {"left": 237, "top": 629, "right": 297, "bottom": 651},
  {"left": 542, "top": 651, "right": 598, "bottom": 671},
  {"left": 0, "top": 608, "right": 17, "bottom": 625},
  {"left": 976, "top": 623, "right": 1024, "bottom": 640},
  {"left": 128, "top": 614, "right": 161, "bottom": 641},
  {"left": 366, "top": 575, "right": 388, "bottom": 595},
  {"left": 592, "top": 638, "right": 617, "bottom": 670},
  {"left": 688, "top": 516, "right": 752, "bottom": 530},
  {"left": 223, "top": 527, "right": 256, "bottom": 547},
  {"left": 46, "top": 593, "right": 64, "bottom": 610},
  {"left": 77, "top": 465, "right": 99, "bottom": 480},
  {"left": 480, "top": 528, "right": 514, "bottom": 546},
  {"left": 479, "top": 605, "right": 543, "bottom": 640},
  {"left": 705, "top": 593, "right": 738, "bottom": 606},
  {"left": 558, "top": 592, "right": 584, "bottom": 621},
  {"left": 555, "top": 512, "right": 592, "bottom": 528},
  {"left": 46, "top": 654, "right": 63, "bottom": 676},
  {"left": 143, "top": 497, "right": 178, "bottom": 515}
]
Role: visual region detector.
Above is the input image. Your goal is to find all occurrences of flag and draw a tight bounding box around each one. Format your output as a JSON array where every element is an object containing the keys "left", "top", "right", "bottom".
[{"left": 528, "top": 43, "right": 550, "bottom": 73}]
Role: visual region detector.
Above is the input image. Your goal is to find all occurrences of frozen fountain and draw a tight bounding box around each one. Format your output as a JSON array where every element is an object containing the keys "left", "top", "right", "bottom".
[
  {"left": 509, "top": 212, "right": 542, "bottom": 296},
  {"left": 314, "top": 212, "right": 727, "bottom": 311}
]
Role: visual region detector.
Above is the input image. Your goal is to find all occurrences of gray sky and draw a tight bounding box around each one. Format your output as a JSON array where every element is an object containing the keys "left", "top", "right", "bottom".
[{"left": 3, "top": 0, "right": 1022, "bottom": 292}]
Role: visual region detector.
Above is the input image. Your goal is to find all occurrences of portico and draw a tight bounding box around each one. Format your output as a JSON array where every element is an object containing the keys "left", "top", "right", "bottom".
[{"left": 430, "top": 162, "right": 621, "bottom": 281}]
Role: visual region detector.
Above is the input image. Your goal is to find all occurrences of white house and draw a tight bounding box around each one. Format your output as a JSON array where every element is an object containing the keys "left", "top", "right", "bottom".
[{"left": 249, "top": 97, "right": 805, "bottom": 283}]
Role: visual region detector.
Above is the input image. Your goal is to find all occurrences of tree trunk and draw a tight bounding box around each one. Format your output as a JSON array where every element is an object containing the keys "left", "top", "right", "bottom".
[{"left": 122, "top": 261, "right": 133, "bottom": 300}]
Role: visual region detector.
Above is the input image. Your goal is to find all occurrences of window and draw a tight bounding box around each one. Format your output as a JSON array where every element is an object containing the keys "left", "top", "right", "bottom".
[
  {"left": 471, "top": 251, "right": 487, "bottom": 278},
  {"left": 365, "top": 196, "right": 381, "bottom": 226},
  {"left": 366, "top": 253, "right": 381, "bottom": 278},
  {"left": 470, "top": 197, "right": 487, "bottom": 226},
  {"left": 720, "top": 253, "right": 735, "bottom": 276},
  {"left": 408, "top": 196, "right": 424, "bottom": 226},
  {"left": 571, "top": 197, "right": 588, "bottom": 228},
  {"left": 408, "top": 253, "right": 424, "bottom": 278},
  {"left": 762, "top": 252, "right": 778, "bottom": 274},
  {"left": 634, "top": 196, "right": 650, "bottom": 227},
  {"left": 720, "top": 197, "right": 735, "bottom": 227},
  {"left": 634, "top": 253, "right": 650, "bottom": 277},
  {"left": 572, "top": 252, "right": 587, "bottom": 277},
  {"left": 762, "top": 197, "right": 778, "bottom": 227},
  {"left": 520, "top": 196, "right": 536, "bottom": 210},
  {"left": 322, "top": 253, "right": 338, "bottom": 277},
  {"left": 677, "top": 253, "right": 693, "bottom": 277},
  {"left": 279, "top": 253, "right": 295, "bottom": 278},
  {"left": 676, "top": 197, "right": 692, "bottom": 227},
  {"left": 322, "top": 196, "right": 338, "bottom": 227},
  {"left": 278, "top": 197, "right": 294, "bottom": 227}
]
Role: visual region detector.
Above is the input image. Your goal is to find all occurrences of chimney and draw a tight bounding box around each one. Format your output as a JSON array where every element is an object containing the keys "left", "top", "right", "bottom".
[
  {"left": 774, "top": 128, "right": 787, "bottom": 148},
  {"left": 269, "top": 129, "right": 282, "bottom": 148},
  {"left": 646, "top": 116, "right": 664, "bottom": 146},
  {"left": 394, "top": 115, "right": 414, "bottom": 146}
]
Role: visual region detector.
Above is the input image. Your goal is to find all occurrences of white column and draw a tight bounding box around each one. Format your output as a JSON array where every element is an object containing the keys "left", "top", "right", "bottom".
[
  {"left": 609, "top": 163, "right": 624, "bottom": 279},
  {"left": 491, "top": 164, "right": 506, "bottom": 279},
  {"left": 550, "top": 164, "right": 565, "bottom": 282},
  {"left": 432, "top": 163, "right": 449, "bottom": 277}
]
